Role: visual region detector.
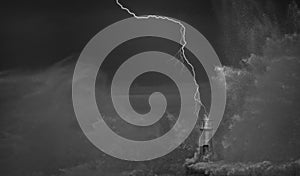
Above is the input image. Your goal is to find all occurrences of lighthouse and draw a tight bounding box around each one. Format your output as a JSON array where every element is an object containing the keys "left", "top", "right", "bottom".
[
  {"left": 198, "top": 114, "right": 213, "bottom": 160},
  {"left": 184, "top": 114, "right": 214, "bottom": 165}
]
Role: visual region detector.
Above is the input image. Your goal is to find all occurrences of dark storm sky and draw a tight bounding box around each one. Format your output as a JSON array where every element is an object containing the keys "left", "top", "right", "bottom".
[
  {"left": 0, "top": 0, "right": 292, "bottom": 71},
  {"left": 0, "top": 0, "right": 220, "bottom": 71}
]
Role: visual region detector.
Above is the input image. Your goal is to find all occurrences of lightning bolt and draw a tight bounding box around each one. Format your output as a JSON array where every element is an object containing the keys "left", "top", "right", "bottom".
[{"left": 116, "top": 0, "right": 208, "bottom": 116}]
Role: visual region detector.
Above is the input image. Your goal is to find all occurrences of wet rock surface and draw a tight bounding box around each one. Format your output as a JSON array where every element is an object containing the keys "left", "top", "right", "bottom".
[{"left": 186, "top": 160, "right": 300, "bottom": 176}]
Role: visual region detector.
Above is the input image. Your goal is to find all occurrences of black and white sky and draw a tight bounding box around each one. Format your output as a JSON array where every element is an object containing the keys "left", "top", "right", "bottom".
[{"left": 0, "top": 0, "right": 292, "bottom": 71}]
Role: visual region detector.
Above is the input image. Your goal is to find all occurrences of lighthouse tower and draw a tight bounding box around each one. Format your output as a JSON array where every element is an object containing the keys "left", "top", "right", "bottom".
[
  {"left": 184, "top": 114, "right": 214, "bottom": 165},
  {"left": 198, "top": 114, "right": 213, "bottom": 160}
]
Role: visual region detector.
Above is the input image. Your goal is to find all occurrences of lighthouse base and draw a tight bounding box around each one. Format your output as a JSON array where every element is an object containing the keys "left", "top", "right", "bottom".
[{"left": 184, "top": 144, "right": 213, "bottom": 167}]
